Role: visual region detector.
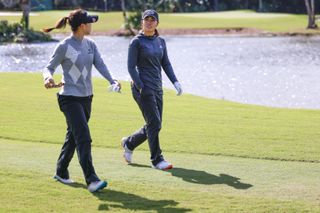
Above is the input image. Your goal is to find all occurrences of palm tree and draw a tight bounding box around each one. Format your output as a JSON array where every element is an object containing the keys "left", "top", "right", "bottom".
[
  {"left": 19, "top": 0, "right": 31, "bottom": 30},
  {"left": 0, "top": 0, "right": 19, "bottom": 8},
  {"left": 258, "top": 0, "right": 263, "bottom": 11},
  {"left": 214, "top": 0, "right": 219, "bottom": 11},
  {"left": 120, "top": 0, "right": 135, "bottom": 35},
  {"left": 0, "top": 0, "right": 29, "bottom": 30},
  {"left": 304, "top": 0, "right": 317, "bottom": 29}
]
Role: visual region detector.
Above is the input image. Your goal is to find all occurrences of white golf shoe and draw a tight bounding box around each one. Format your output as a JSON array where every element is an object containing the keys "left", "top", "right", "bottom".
[
  {"left": 53, "top": 174, "right": 74, "bottom": 184},
  {"left": 88, "top": 180, "right": 107, "bottom": 193},
  {"left": 152, "top": 160, "right": 173, "bottom": 170},
  {"left": 121, "top": 137, "right": 133, "bottom": 164}
]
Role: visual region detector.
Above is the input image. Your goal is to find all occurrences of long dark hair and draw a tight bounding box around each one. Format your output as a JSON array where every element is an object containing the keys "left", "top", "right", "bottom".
[{"left": 43, "top": 9, "right": 84, "bottom": 33}]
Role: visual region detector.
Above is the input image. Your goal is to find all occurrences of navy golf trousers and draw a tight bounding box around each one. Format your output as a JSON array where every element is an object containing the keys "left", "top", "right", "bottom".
[
  {"left": 125, "top": 84, "right": 164, "bottom": 166},
  {"left": 56, "top": 94, "right": 100, "bottom": 185}
]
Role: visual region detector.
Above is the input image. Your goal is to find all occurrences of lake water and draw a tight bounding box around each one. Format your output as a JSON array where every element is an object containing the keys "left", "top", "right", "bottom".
[{"left": 1, "top": 35, "right": 320, "bottom": 109}]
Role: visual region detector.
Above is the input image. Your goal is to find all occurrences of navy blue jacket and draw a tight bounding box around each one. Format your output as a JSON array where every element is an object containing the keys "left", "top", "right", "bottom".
[{"left": 127, "top": 33, "right": 178, "bottom": 91}]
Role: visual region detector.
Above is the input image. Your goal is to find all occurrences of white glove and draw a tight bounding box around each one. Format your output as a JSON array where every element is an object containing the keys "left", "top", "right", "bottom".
[
  {"left": 108, "top": 81, "right": 121, "bottom": 93},
  {"left": 174, "top": 81, "right": 183, "bottom": 96}
]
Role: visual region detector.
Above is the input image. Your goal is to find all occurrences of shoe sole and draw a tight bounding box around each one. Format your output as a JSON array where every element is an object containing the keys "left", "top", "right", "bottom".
[
  {"left": 152, "top": 164, "right": 173, "bottom": 171},
  {"left": 163, "top": 165, "right": 173, "bottom": 170},
  {"left": 53, "top": 175, "right": 74, "bottom": 184},
  {"left": 123, "top": 153, "right": 132, "bottom": 164},
  {"left": 89, "top": 181, "right": 108, "bottom": 193},
  {"left": 96, "top": 181, "right": 107, "bottom": 191}
]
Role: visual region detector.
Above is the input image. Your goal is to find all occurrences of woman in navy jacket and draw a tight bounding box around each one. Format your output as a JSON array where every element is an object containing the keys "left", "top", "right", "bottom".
[{"left": 121, "top": 9, "right": 183, "bottom": 170}]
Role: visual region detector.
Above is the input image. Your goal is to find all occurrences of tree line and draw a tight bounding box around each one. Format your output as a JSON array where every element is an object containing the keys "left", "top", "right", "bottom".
[
  {"left": 0, "top": 0, "right": 318, "bottom": 29},
  {"left": 0, "top": 0, "right": 318, "bottom": 14}
]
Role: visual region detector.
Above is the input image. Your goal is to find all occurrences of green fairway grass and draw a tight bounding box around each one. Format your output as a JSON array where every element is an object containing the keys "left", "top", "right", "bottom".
[
  {"left": 164, "top": 10, "right": 308, "bottom": 32},
  {"left": 0, "top": 73, "right": 320, "bottom": 162},
  {"left": 0, "top": 139, "right": 319, "bottom": 212},
  {"left": 0, "top": 10, "right": 314, "bottom": 33},
  {"left": 0, "top": 72, "right": 320, "bottom": 212}
]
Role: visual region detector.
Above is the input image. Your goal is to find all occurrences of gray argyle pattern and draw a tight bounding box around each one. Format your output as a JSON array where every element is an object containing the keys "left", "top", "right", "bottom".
[{"left": 43, "top": 36, "right": 114, "bottom": 97}]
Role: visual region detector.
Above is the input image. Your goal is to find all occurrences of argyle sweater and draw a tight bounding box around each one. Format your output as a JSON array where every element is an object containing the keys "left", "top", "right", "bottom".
[{"left": 43, "top": 35, "right": 115, "bottom": 97}]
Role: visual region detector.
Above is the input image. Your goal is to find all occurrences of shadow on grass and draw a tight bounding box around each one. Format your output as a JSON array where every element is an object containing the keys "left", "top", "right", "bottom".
[
  {"left": 68, "top": 182, "right": 87, "bottom": 189},
  {"left": 65, "top": 181, "right": 190, "bottom": 212},
  {"left": 129, "top": 163, "right": 253, "bottom": 189},
  {"left": 93, "top": 189, "right": 191, "bottom": 212}
]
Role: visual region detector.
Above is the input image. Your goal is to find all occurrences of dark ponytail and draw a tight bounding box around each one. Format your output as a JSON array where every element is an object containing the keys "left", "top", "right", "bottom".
[
  {"left": 42, "top": 9, "right": 85, "bottom": 33},
  {"left": 43, "top": 16, "right": 69, "bottom": 33}
]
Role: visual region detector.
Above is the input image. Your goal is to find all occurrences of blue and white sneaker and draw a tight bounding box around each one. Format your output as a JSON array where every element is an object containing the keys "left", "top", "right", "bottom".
[
  {"left": 88, "top": 180, "right": 107, "bottom": 193},
  {"left": 53, "top": 174, "right": 74, "bottom": 184},
  {"left": 121, "top": 137, "right": 133, "bottom": 164}
]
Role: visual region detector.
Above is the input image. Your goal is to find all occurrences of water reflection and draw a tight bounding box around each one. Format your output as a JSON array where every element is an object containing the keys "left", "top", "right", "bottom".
[{"left": 1, "top": 35, "right": 319, "bottom": 109}]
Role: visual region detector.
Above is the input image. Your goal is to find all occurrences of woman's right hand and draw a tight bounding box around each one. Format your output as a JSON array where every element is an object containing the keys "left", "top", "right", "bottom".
[
  {"left": 131, "top": 81, "right": 142, "bottom": 94},
  {"left": 44, "top": 78, "right": 55, "bottom": 89},
  {"left": 44, "top": 78, "right": 64, "bottom": 89}
]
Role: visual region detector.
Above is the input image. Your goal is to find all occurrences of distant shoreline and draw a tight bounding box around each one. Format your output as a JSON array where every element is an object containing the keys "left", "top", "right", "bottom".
[
  {"left": 1, "top": 10, "right": 319, "bottom": 37},
  {"left": 0, "top": 12, "right": 39, "bottom": 16},
  {"left": 87, "top": 28, "right": 320, "bottom": 37}
]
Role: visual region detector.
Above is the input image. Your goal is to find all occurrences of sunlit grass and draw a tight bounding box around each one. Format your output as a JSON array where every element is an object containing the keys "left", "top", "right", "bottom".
[
  {"left": 0, "top": 139, "right": 319, "bottom": 212},
  {"left": 0, "top": 10, "right": 315, "bottom": 33},
  {"left": 1, "top": 72, "right": 320, "bottom": 162},
  {"left": 0, "top": 72, "right": 320, "bottom": 212}
]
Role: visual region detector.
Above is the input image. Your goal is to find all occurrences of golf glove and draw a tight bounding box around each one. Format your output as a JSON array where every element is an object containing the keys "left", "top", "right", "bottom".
[
  {"left": 174, "top": 81, "right": 183, "bottom": 96},
  {"left": 109, "top": 81, "right": 121, "bottom": 93}
]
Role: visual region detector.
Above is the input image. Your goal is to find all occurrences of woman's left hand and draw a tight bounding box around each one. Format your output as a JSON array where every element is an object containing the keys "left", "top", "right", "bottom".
[{"left": 174, "top": 81, "right": 183, "bottom": 96}]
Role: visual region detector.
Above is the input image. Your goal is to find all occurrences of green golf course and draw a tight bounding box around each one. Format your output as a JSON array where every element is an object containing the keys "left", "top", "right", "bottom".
[
  {"left": 0, "top": 73, "right": 319, "bottom": 212},
  {"left": 0, "top": 10, "right": 316, "bottom": 33}
]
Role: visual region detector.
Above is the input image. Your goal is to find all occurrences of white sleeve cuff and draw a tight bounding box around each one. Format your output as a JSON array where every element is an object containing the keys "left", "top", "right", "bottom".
[{"left": 43, "top": 70, "right": 53, "bottom": 80}]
